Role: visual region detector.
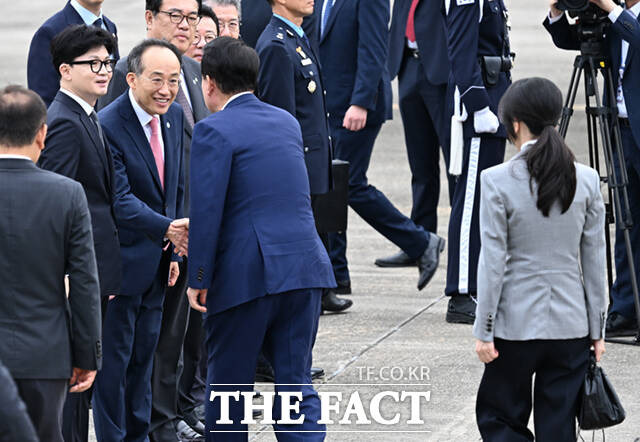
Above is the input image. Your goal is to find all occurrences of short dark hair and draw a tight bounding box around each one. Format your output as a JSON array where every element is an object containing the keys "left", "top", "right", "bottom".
[
  {"left": 0, "top": 85, "right": 47, "bottom": 147},
  {"left": 146, "top": 0, "right": 203, "bottom": 14},
  {"left": 127, "top": 38, "right": 183, "bottom": 74},
  {"left": 200, "top": 4, "right": 220, "bottom": 35},
  {"left": 50, "top": 25, "right": 117, "bottom": 75},
  {"left": 201, "top": 37, "right": 259, "bottom": 94}
]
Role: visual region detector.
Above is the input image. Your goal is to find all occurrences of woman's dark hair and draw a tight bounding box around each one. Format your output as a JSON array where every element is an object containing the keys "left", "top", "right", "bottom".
[{"left": 498, "top": 77, "right": 576, "bottom": 217}]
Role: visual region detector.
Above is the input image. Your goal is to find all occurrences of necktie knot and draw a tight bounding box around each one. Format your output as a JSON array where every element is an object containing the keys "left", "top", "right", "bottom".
[{"left": 93, "top": 17, "right": 104, "bottom": 28}]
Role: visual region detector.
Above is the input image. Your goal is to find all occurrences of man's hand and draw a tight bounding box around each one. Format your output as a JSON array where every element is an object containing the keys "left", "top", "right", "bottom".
[
  {"left": 475, "top": 340, "right": 499, "bottom": 363},
  {"left": 168, "top": 261, "right": 180, "bottom": 287},
  {"left": 593, "top": 338, "right": 606, "bottom": 362},
  {"left": 589, "top": 0, "right": 617, "bottom": 13},
  {"left": 343, "top": 105, "right": 368, "bottom": 132},
  {"left": 187, "top": 287, "right": 208, "bottom": 313},
  {"left": 473, "top": 107, "right": 500, "bottom": 134},
  {"left": 550, "top": 0, "right": 563, "bottom": 18},
  {"left": 166, "top": 218, "right": 189, "bottom": 256},
  {"left": 69, "top": 368, "right": 97, "bottom": 393}
]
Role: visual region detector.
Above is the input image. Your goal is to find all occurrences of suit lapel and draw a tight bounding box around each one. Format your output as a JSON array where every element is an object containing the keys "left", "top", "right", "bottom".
[
  {"left": 320, "top": 0, "right": 346, "bottom": 44},
  {"left": 62, "top": 1, "right": 85, "bottom": 25},
  {"left": 183, "top": 59, "right": 207, "bottom": 123},
  {"left": 160, "top": 113, "right": 175, "bottom": 196}
]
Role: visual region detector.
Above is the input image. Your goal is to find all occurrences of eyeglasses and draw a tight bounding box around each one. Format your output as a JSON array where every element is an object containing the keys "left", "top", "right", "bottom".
[
  {"left": 68, "top": 58, "right": 115, "bottom": 73},
  {"left": 158, "top": 10, "right": 201, "bottom": 27},
  {"left": 142, "top": 76, "right": 181, "bottom": 90},
  {"left": 193, "top": 33, "right": 217, "bottom": 45},
  {"left": 218, "top": 19, "right": 239, "bottom": 32}
]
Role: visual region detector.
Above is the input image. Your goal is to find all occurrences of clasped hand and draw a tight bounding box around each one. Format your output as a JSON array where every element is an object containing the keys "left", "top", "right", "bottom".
[{"left": 166, "top": 218, "right": 189, "bottom": 256}]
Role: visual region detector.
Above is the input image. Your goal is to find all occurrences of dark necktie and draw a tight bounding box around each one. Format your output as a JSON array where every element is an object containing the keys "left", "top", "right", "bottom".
[
  {"left": 90, "top": 111, "right": 106, "bottom": 150},
  {"left": 322, "top": 0, "right": 334, "bottom": 37},
  {"left": 93, "top": 17, "right": 103, "bottom": 28},
  {"left": 405, "top": 0, "right": 420, "bottom": 43},
  {"left": 176, "top": 86, "right": 195, "bottom": 129}
]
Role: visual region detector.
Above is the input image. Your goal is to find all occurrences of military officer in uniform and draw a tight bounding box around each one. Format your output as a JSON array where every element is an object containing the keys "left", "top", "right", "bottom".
[
  {"left": 444, "top": 0, "right": 512, "bottom": 324},
  {"left": 256, "top": 0, "right": 352, "bottom": 313}
]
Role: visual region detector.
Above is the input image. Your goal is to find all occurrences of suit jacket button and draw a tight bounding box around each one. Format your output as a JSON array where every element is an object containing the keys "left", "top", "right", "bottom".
[{"left": 304, "top": 147, "right": 309, "bottom": 153}]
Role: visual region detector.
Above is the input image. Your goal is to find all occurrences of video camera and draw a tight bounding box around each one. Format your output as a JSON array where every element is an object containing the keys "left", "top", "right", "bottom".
[{"left": 554, "top": 0, "right": 612, "bottom": 53}]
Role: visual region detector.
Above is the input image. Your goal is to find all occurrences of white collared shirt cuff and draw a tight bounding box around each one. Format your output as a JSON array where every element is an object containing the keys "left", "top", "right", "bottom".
[
  {"left": 609, "top": 5, "right": 624, "bottom": 23},
  {"left": 548, "top": 11, "right": 564, "bottom": 24}
]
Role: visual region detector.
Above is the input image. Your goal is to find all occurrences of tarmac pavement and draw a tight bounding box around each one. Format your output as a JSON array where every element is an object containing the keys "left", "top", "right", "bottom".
[{"left": 2, "top": 1, "right": 640, "bottom": 440}]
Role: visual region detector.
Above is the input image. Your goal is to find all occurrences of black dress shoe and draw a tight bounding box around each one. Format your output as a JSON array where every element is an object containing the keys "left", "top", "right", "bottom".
[
  {"left": 375, "top": 250, "right": 417, "bottom": 267},
  {"left": 322, "top": 290, "right": 353, "bottom": 313},
  {"left": 183, "top": 411, "right": 206, "bottom": 435},
  {"left": 176, "top": 420, "right": 204, "bottom": 441},
  {"left": 606, "top": 312, "right": 638, "bottom": 337},
  {"left": 311, "top": 367, "right": 325, "bottom": 380},
  {"left": 445, "top": 295, "right": 476, "bottom": 324},
  {"left": 417, "top": 233, "right": 446, "bottom": 290},
  {"left": 334, "top": 280, "right": 352, "bottom": 294}
]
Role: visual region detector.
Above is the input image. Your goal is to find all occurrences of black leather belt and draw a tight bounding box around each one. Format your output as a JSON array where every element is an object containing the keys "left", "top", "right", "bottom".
[
  {"left": 406, "top": 47, "right": 420, "bottom": 59},
  {"left": 619, "top": 117, "right": 631, "bottom": 128}
]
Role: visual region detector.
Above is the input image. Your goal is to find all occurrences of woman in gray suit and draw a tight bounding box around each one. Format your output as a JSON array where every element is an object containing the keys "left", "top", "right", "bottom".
[{"left": 473, "top": 77, "right": 607, "bottom": 441}]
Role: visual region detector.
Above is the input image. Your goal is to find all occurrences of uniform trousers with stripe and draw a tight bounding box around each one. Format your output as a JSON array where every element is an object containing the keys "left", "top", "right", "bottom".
[{"left": 446, "top": 135, "right": 505, "bottom": 296}]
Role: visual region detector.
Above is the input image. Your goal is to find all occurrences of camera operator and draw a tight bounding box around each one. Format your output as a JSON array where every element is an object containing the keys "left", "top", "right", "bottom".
[{"left": 545, "top": 0, "right": 640, "bottom": 337}]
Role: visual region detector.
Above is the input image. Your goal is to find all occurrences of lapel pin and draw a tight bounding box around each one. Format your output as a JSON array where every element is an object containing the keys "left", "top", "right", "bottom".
[
  {"left": 193, "top": 77, "right": 198, "bottom": 84},
  {"left": 167, "top": 122, "right": 171, "bottom": 129}
]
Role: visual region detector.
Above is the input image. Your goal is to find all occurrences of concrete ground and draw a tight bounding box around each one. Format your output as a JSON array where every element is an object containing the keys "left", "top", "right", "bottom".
[{"left": 2, "top": 1, "right": 639, "bottom": 440}]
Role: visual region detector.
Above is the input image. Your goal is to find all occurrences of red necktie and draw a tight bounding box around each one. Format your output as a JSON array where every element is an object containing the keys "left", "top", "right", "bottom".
[
  {"left": 405, "top": 0, "right": 420, "bottom": 43},
  {"left": 149, "top": 117, "right": 165, "bottom": 189}
]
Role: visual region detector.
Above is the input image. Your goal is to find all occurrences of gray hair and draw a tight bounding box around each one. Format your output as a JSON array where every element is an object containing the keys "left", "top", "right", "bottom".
[{"left": 204, "top": 0, "right": 241, "bottom": 19}]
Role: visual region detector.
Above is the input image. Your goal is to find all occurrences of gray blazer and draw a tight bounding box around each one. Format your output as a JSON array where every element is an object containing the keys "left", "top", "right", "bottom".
[{"left": 473, "top": 151, "right": 607, "bottom": 342}]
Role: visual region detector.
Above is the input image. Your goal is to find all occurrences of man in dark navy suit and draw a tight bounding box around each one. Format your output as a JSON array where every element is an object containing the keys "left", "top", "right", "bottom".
[
  {"left": 545, "top": 0, "right": 640, "bottom": 337},
  {"left": 239, "top": 0, "right": 317, "bottom": 48},
  {"left": 376, "top": 0, "right": 453, "bottom": 268},
  {"left": 187, "top": 36, "right": 333, "bottom": 442},
  {"left": 28, "top": 0, "right": 119, "bottom": 107},
  {"left": 314, "top": 0, "right": 445, "bottom": 295},
  {"left": 92, "top": 39, "right": 188, "bottom": 442},
  {"left": 444, "top": 0, "right": 511, "bottom": 324},
  {"left": 37, "top": 25, "right": 120, "bottom": 442},
  {"left": 256, "top": 0, "right": 352, "bottom": 312}
]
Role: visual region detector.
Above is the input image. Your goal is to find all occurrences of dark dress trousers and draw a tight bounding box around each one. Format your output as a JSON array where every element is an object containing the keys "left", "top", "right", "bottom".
[
  {"left": 544, "top": 10, "right": 640, "bottom": 325},
  {"left": 0, "top": 359, "right": 39, "bottom": 442},
  {"left": 444, "top": 0, "right": 510, "bottom": 297},
  {"left": 27, "top": 1, "right": 119, "bottom": 108},
  {"left": 100, "top": 54, "right": 211, "bottom": 435},
  {"left": 0, "top": 158, "right": 101, "bottom": 442},
  {"left": 388, "top": 0, "right": 453, "bottom": 232},
  {"left": 188, "top": 93, "right": 335, "bottom": 440},
  {"left": 38, "top": 90, "right": 121, "bottom": 442},
  {"left": 93, "top": 93, "right": 185, "bottom": 442},
  {"left": 314, "top": 0, "right": 429, "bottom": 283}
]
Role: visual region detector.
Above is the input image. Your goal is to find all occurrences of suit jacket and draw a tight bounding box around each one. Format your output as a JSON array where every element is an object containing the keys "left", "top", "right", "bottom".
[
  {"left": 27, "top": 1, "right": 119, "bottom": 107},
  {"left": 38, "top": 91, "right": 121, "bottom": 296},
  {"left": 313, "top": 0, "right": 392, "bottom": 127},
  {"left": 100, "top": 54, "right": 208, "bottom": 215},
  {"left": 474, "top": 153, "right": 607, "bottom": 342},
  {"left": 544, "top": 11, "right": 640, "bottom": 146},
  {"left": 188, "top": 94, "right": 336, "bottom": 315},
  {"left": 388, "top": 0, "right": 449, "bottom": 85},
  {"left": 240, "top": 1, "right": 318, "bottom": 48},
  {"left": 256, "top": 16, "right": 332, "bottom": 195},
  {"left": 99, "top": 93, "right": 185, "bottom": 296},
  {"left": 0, "top": 159, "right": 101, "bottom": 378}
]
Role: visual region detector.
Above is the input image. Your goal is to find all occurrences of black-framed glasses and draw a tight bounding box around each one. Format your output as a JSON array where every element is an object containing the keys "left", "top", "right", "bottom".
[
  {"left": 159, "top": 10, "right": 201, "bottom": 27},
  {"left": 68, "top": 58, "right": 115, "bottom": 73},
  {"left": 193, "top": 33, "right": 217, "bottom": 45}
]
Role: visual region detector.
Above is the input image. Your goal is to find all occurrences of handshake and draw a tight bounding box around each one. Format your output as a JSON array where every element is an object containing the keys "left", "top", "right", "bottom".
[{"left": 166, "top": 218, "right": 189, "bottom": 257}]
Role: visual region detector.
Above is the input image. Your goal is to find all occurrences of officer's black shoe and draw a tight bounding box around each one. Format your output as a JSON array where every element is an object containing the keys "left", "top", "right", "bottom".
[
  {"left": 417, "top": 233, "right": 446, "bottom": 290},
  {"left": 606, "top": 312, "right": 638, "bottom": 337},
  {"left": 311, "top": 367, "right": 325, "bottom": 380},
  {"left": 176, "top": 419, "right": 204, "bottom": 442},
  {"left": 183, "top": 412, "right": 206, "bottom": 436},
  {"left": 375, "top": 250, "right": 417, "bottom": 268},
  {"left": 335, "top": 280, "right": 352, "bottom": 294},
  {"left": 322, "top": 290, "right": 353, "bottom": 313},
  {"left": 445, "top": 295, "right": 477, "bottom": 325}
]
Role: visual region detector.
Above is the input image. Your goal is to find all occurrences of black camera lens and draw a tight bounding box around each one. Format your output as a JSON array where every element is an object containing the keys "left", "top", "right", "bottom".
[{"left": 556, "top": 0, "right": 590, "bottom": 11}]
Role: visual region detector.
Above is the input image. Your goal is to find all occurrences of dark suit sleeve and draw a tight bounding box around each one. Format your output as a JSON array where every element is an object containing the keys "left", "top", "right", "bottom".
[
  {"left": 106, "top": 130, "right": 173, "bottom": 242},
  {"left": 611, "top": 9, "right": 640, "bottom": 49},
  {"left": 542, "top": 14, "right": 580, "bottom": 51},
  {"left": 0, "top": 360, "right": 39, "bottom": 442},
  {"left": 351, "top": 0, "right": 390, "bottom": 110},
  {"left": 258, "top": 43, "right": 297, "bottom": 116},
  {"left": 27, "top": 25, "right": 58, "bottom": 107},
  {"left": 188, "top": 123, "right": 233, "bottom": 289},
  {"left": 447, "top": 1, "right": 490, "bottom": 113},
  {"left": 38, "top": 118, "right": 82, "bottom": 178},
  {"left": 172, "top": 121, "right": 186, "bottom": 263},
  {"left": 65, "top": 183, "right": 102, "bottom": 371},
  {"left": 98, "top": 59, "right": 128, "bottom": 110}
]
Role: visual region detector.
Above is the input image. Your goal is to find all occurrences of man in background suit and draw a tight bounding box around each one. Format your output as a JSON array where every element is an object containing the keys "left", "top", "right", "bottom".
[
  {"left": 28, "top": 0, "right": 119, "bottom": 107},
  {"left": 100, "top": 2, "right": 210, "bottom": 439},
  {"left": 377, "top": 0, "right": 453, "bottom": 268},
  {"left": 37, "top": 25, "right": 120, "bottom": 442},
  {"left": 187, "top": 37, "right": 334, "bottom": 441},
  {"left": 92, "top": 39, "right": 188, "bottom": 442},
  {"left": 0, "top": 85, "right": 102, "bottom": 442},
  {"left": 204, "top": 0, "right": 240, "bottom": 38},
  {"left": 314, "top": 0, "right": 445, "bottom": 294}
]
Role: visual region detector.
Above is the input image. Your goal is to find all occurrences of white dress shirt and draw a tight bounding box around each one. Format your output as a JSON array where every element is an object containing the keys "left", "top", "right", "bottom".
[{"left": 60, "top": 88, "right": 94, "bottom": 116}]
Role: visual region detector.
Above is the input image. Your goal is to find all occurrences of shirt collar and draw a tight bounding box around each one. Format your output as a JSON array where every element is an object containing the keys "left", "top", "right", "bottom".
[
  {"left": 629, "top": 2, "right": 640, "bottom": 17},
  {"left": 520, "top": 139, "right": 538, "bottom": 154},
  {"left": 70, "top": 0, "right": 103, "bottom": 25},
  {"left": 0, "top": 154, "right": 31, "bottom": 160},
  {"left": 221, "top": 91, "right": 253, "bottom": 110},
  {"left": 128, "top": 89, "right": 158, "bottom": 129},
  {"left": 60, "top": 88, "right": 95, "bottom": 116},
  {"left": 273, "top": 13, "right": 305, "bottom": 38}
]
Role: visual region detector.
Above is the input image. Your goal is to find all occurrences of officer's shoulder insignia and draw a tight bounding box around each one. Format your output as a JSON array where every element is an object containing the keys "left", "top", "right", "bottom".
[
  {"left": 457, "top": 0, "right": 474, "bottom": 4},
  {"left": 286, "top": 29, "right": 295, "bottom": 37},
  {"left": 276, "top": 32, "right": 284, "bottom": 40}
]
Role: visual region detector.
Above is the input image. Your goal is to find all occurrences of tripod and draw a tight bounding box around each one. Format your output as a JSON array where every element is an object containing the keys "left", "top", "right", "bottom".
[{"left": 559, "top": 42, "right": 640, "bottom": 345}]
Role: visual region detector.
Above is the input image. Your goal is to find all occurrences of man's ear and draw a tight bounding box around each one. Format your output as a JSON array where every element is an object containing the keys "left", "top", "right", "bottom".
[
  {"left": 35, "top": 124, "right": 47, "bottom": 152},
  {"left": 145, "top": 10, "right": 154, "bottom": 31},
  {"left": 126, "top": 72, "right": 137, "bottom": 90}
]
